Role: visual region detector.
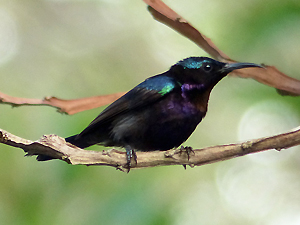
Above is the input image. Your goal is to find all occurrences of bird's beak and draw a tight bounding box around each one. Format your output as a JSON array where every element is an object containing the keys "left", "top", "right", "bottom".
[{"left": 221, "top": 62, "right": 263, "bottom": 74}]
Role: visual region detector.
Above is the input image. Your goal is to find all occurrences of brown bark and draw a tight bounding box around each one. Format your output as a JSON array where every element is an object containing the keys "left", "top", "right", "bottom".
[{"left": 1, "top": 128, "right": 299, "bottom": 172}]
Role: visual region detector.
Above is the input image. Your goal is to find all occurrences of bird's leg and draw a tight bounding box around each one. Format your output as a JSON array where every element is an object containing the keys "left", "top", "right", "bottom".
[
  {"left": 177, "top": 146, "right": 194, "bottom": 169},
  {"left": 179, "top": 146, "right": 195, "bottom": 161},
  {"left": 125, "top": 146, "right": 137, "bottom": 172}
]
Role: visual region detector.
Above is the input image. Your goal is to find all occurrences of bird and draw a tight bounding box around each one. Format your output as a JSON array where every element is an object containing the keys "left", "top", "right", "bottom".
[{"left": 39, "top": 57, "right": 261, "bottom": 168}]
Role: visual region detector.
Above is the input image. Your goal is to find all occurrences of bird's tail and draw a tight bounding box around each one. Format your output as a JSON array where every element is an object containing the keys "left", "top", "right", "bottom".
[{"left": 65, "top": 134, "right": 92, "bottom": 149}]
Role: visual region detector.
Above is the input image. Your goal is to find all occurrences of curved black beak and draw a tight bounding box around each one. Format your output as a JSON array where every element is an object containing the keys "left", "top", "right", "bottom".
[{"left": 221, "top": 62, "right": 263, "bottom": 74}]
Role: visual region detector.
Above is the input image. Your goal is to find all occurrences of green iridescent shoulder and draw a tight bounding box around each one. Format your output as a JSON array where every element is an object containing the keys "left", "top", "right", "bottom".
[{"left": 137, "top": 75, "right": 179, "bottom": 95}]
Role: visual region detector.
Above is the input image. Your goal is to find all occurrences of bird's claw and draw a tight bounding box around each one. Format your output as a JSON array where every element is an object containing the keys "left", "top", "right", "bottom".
[
  {"left": 125, "top": 147, "right": 137, "bottom": 173},
  {"left": 179, "top": 146, "right": 195, "bottom": 160}
]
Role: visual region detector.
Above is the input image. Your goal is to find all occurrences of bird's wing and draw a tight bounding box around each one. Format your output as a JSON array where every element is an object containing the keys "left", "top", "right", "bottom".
[{"left": 78, "top": 74, "right": 180, "bottom": 136}]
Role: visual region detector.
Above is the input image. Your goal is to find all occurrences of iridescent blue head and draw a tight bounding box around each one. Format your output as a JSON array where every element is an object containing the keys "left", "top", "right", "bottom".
[
  {"left": 173, "top": 56, "right": 262, "bottom": 84},
  {"left": 176, "top": 57, "right": 216, "bottom": 70},
  {"left": 176, "top": 56, "right": 262, "bottom": 71}
]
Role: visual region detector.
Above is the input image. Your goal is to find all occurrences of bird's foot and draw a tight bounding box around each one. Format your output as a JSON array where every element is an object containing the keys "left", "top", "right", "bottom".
[
  {"left": 179, "top": 146, "right": 195, "bottom": 161},
  {"left": 125, "top": 146, "right": 137, "bottom": 173}
]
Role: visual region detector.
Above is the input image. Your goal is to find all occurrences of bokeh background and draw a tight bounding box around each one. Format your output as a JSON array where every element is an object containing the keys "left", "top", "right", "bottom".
[{"left": 0, "top": 0, "right": 300, "bottom": 224}]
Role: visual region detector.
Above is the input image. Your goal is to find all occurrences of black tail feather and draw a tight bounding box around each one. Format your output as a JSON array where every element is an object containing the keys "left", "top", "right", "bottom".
[
  {"left": 36, "top": 154, "right": 55, "bottom": 161},
  {"left": 65, "top": 134, "right": 92, "bottom": 149}
]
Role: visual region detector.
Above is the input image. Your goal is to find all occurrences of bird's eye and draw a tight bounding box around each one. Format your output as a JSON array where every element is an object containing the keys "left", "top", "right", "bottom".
[{"left": 202, "top": 64, "right": 212, "bottom": 72}]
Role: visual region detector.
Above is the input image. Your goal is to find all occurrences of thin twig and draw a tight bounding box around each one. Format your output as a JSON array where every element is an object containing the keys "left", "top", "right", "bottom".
[{"left": 0, "top": 91, "right": 125, "bottom": 115}]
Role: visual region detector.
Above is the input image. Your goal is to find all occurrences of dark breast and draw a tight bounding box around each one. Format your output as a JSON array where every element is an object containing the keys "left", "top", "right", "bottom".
[{"left": 111, "top": 93, "right": 204, "bottom": 151}]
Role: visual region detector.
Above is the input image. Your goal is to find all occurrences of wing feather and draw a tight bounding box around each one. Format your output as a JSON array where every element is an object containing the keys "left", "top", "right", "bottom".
[{"left": 78, "top": 74, "right": 180, "bottom": 136}]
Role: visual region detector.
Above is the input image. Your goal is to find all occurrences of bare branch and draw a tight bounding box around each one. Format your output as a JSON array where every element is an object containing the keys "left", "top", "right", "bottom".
[
  {"left": 0, "top": 91, "right": 125, "bottom": 115},
  {"left": 1, "top": 128, "right": 300, "bottom": 172},
  {"left": 232, "top": 66, "right": 300, "bottom": 96},
  {"left": 144, "top": 1, "right": 230, "bottom": 61}
]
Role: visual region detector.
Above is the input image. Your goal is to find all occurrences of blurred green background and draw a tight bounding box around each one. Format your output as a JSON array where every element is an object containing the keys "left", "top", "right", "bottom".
[{"left": 0, "top": 0, "right": 300, "bottom": 224}]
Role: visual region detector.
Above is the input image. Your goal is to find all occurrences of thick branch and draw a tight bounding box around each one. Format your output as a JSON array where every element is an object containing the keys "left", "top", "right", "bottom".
[{"left": 1, "top": 128, "right": 300, "bottom": 172}]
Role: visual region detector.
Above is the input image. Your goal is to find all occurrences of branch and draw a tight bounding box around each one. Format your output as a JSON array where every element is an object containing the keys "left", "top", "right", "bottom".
[
  {"left": 1, "top": 128, "right": 300, "bottom": 172},
  {"left": 144, "top": 0, "right": 230, "bottom": 61},
  {"left": 0, "top": 91, "right": 125, "bottom": 115}
]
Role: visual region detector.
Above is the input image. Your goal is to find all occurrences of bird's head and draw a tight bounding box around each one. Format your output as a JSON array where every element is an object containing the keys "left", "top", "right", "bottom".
[
  {"left": 171, "top": 57, "right": 262, "bottom": 89},
  {"left": 168, "top": 57, "right": 263, "bottom": 114}
]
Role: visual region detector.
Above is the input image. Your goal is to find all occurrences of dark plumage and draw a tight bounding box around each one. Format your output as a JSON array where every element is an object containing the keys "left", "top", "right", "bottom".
[{"left": 44, "top": 57, "right": 261, "bottom": 167}]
